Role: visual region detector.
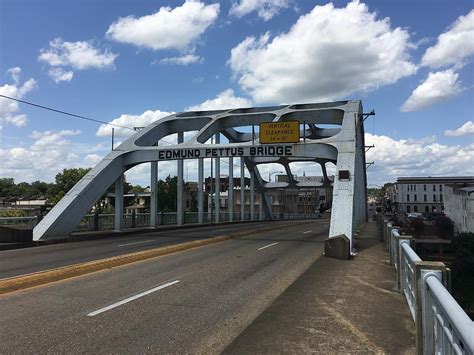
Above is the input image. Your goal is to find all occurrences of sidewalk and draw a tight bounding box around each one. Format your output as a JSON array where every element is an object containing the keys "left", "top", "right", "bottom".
[{"left": 224, "top": 221, "right": 416, "bottom": 354}]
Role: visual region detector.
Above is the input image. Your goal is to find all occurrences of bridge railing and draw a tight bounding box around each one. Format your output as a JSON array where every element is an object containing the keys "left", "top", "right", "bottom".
[
  {"left": 380, "top": 217, "right": 474, "bottom": 355},
  {"left": 0, "top": 212, "right": 323, "bottom": 232},
  {"left": 0, "top": 216, "right": 39, "bottom": 228}
]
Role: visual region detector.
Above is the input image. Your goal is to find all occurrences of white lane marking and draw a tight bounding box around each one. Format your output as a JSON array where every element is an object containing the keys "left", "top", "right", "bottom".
[
  {"left": 303, "top": 230, "right": 312, "bottom": 234},
  {"left": 87, "top": 280, "right": 180, "bottom": 317},
  {"left": 257, "top": 242, "right": 279, "bottom": 251},
  {"left": 117, "top": 240, "right": 154, "bottom": 247}
]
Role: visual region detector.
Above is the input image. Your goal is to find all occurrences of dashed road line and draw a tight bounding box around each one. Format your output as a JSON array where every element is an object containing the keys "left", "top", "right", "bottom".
[
  {"left": 87, "top": 280, "right": 180, "bottom": 317},
  {"left": 257, "top": 242, "right": 279, "bottom": 251}
]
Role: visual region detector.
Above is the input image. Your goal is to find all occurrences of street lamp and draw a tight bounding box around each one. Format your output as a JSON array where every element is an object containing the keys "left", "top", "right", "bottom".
[{"left": 269, "top": 171, "right": 284, "bottom": 182}]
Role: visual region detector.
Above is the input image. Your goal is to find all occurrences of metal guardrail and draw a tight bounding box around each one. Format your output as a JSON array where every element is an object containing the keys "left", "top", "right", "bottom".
[
  {"left": 0, "top": 212, "right": 323, "bottom": 232},
  {"left": 380, "top": 215, "right": 474, "bottom": 355},
  {"left": 0, "top": 216, "right": 38, "bottom": 228}
]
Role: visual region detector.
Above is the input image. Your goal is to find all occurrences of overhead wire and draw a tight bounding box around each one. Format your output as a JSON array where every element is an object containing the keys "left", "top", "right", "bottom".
[{"left": 0, "top": 94, "right": 135, "bottom": 131}]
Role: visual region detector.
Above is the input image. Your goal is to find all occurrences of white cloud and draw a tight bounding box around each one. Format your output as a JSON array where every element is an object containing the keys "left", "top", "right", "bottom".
[
  {"left": 229, "top": 1, "right": 417, "bottom": 104},
  {"left": 96, "top": 109, "right": 173, "bottom": 138},
  {"left": 7, "top": 67, "right": 21, "bottom": 84},
  {"left": 186, "top": 89, "right": 252, "bottom": 111},
  {"left": 444, "top": 121, "right": 474, "bottom": 137},
  {"left": 156, "top": 54, "right": 203, "bottom": 65},
  {"left": 421, "top": 10, "right": 474, "bottom": 69},
  {"left": 365, "top": 133, "right": 474, "bottom": 185},
  {"left": 5, "top": 115, "right": 28, "bottom": 127},
  {"left": 39, "top": 38, "right": 117, "bottom": 82},
  {"left": 106, "top": 1, "right": 219, "bottom": 51},
  {"left": 401, "top": 69, "right": 461, "bottom": 112},
  {"left": 48, "top": 68, "right": 74, "bottom": 83},
  {"left": 230, "top": 0, "right": 291, "bottom": 21},
  {"left": 0, "top": 129, "right": 107, "bottom": 182},
  {"left": 0, "top": 67, "right": 37, "bottom": 127}
]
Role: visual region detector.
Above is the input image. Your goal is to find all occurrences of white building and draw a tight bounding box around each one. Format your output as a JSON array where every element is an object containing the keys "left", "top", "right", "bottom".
[
  {"left": 394, "top": 176, "right": 474, "bottom": 214},
  {"left": 443, "top": 184, "right": 474, "bottom": 233}
]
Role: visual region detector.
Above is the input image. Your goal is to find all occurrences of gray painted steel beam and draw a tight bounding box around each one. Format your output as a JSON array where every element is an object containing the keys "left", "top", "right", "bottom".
[{"left": 33, "top": 100, "right": 367, "bottom": 251}]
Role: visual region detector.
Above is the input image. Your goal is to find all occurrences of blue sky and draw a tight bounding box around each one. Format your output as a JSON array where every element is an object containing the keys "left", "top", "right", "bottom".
[{"left": 1, "top": 0, "right": 473, "bottom": 186}]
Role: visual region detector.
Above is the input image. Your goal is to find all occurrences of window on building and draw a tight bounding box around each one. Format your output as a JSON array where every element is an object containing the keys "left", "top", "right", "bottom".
[
  {"left": 407, "top": 194, "right": 410, "bottom": 201},
  {"left": 432, "top": 206, "right": 436, "bottom": 212},
  {"left": 424, "top": 184, "right": 426, "bottom": 191},
  {"left": 414, "top": 185, "right": 417, "bottom": 191},
  {"left": 433, "top": 185, "right": 436, "bottom": 191},
  {"left": 424, "top": 194, "right": 427, "bottom": 202},
  {"left": 440, "top": 194, "right": 443, "bottom": 202},
  {"left": 407, "top": 206, "right": 411, "bottom": 213},
  {"left": 414, "top": 206, "right": 418, "bottom": 212},
  {"left": 441, "top": 205, "right": 444, "bottom": 211},
  {"left": 440, "top": 184, "right": 443, "bottom": 191},
  {"left": 425, "top": 206, "right": 429, "bottom": 213},
  {"left": 414, "top": 194, "right": 417, "bottom": 202},
  {"left": 433, "top": 195, "right": 436, "bottom": 202}
]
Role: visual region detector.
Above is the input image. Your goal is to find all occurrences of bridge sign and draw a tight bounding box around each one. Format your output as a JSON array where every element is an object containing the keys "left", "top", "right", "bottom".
[{"left": 260, "top": 121, "right": 300, "bottom": 144}]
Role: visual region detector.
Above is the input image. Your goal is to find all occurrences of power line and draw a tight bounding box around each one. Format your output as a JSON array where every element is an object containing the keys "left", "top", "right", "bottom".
[{"left": 0, "top": 94, "right": 135, "bottom": 131}]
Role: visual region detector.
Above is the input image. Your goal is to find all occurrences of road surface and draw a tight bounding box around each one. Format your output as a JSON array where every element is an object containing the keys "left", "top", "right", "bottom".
[{"left": 0, "top": 219, "right": 329, "bottom": 354}]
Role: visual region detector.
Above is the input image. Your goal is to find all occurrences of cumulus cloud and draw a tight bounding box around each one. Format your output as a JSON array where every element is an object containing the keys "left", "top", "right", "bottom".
[
  {"left": 96, "top": 109, "right": 173, "bottom": 138},
  {"left": 106, "top": 1, "right": 219, "bottom": 51},
  {"left": 366, "top": 133, "right": 474, "bottom": 185},
  {"left": 39, "top": 38, "right": 117, "bottom": 82},
  {"left": 229, "top": 1, "right": 417, "bottom": 104},
  {"left": 230, "top": 0, "right": 291, "bottom": 21},
  {"left": 422, "top": 10, "right": 474, "bottom": 69},
  {"left": 0, "top": 129, "right": 107, "bottom": 182},
  {"left": 401, "top": 70, "right": 462, "bottom": 112},
  {"left": 0, "top": 67, "right": 37, "bottom": 127},
  {"left": 444, "top": 121, "right": 474, "bottom": 137},
  {"left": 156, "top": 54, "right": 203, "bottom": 65},
  {"left": 48, "top": 68, "right": 74, "bottom": 83},
  {"left": 186, "top": 89, "right": 252, "bottom": 111}
]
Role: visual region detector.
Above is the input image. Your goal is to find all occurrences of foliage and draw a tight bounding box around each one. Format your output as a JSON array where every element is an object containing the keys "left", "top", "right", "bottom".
[
  {"left": 451, "top": 232, "right": 474, "bottom": 318},
  {"left": 410, "top": 217, "right": 424, "bottom": 236},
  {"left": 0, "top": 178, "right": 54, "bottom": 198},
  {"left": 452, "top": 232, "right": 474, "bottom": 278},
  {"left": 434, "top": 215, "right": 454, "bottom": 239},
  {"left": 0, "top": 209, "right": 27, "bottom": 217},
  {"left": 47, "top": 168, "right": 91, "bottom": 205},
  {"left": 157, "top": 175, "right": 178, "bottom": 212}
]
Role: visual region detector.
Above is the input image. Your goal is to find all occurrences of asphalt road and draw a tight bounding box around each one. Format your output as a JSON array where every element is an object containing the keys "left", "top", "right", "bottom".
[
  {"left": 0, "top": 219, "right": 329, "bottom": 354},
  {"left": 0, "top": 221, "right": 295, "bottom": 279}
]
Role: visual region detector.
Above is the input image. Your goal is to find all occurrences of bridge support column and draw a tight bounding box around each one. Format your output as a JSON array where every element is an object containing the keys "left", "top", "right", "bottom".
[
  {"left": 259, "top": 191, "right": 264, "bottom": 221},
  {"left": 114, "top": 175, "right": 124, "bottom": 231},
  {"left": 198, "top": 158, "right": 204, "bottom": 224},
  {"left": 228, "top": 157, "right": 234, "bottom": 222},
  {"left": 215, "top": 133, "right": 220, "bottom": 223},
  {"left": 240, "top": 157, "right": 245, "bottom": 221},
  {"left": 177, "top": 132, "right": 184, "bottom": 226},
  {"left": 250, "top": 171, "right": 255, "bottom": 221},
  {"left": 150, "top": 161, "right": 158, "bottom": 227}
]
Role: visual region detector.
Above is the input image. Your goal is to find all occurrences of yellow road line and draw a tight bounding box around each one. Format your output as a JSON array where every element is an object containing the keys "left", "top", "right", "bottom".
[{"left": 0, "top": 223, "right": 296, "bottom": 295}]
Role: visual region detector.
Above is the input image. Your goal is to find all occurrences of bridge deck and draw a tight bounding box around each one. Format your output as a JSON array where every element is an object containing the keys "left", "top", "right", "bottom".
[{"left": 224, "top": 221, "right": 416, "bottom": 354}]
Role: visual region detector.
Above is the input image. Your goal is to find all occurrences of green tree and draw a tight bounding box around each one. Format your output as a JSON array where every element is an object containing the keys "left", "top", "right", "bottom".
[
  {"left": 48, "top": 168, "right": 91, "bottom": 205},
  {"left": 0, "top": 209, "right": 27, "bottom": 217},
  {"left": 157, "top": 175, "right": 178, "bottom": 212}
]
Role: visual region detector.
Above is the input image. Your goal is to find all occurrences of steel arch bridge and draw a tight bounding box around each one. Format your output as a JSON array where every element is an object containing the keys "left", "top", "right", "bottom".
[{"left": 33, "top": 100, "right": 368, "bottom": 254}]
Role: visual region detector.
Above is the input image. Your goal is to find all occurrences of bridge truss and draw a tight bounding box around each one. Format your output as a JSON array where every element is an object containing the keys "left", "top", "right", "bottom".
[{"left": 34, "top": 100, "right": 368, "bottom": 253}]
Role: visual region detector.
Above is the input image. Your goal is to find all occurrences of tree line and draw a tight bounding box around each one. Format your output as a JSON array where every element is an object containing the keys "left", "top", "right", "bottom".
[{"left": 1, "top": 168, "right": 190, "bottom": 214}]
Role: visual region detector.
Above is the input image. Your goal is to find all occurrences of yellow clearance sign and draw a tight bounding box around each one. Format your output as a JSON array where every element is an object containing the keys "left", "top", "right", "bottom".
[{"left": 259, "top": 121, "right": 300, "bottom": 144}]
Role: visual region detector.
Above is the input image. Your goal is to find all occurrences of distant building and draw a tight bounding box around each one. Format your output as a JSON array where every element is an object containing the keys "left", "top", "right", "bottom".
[
  {"left": 394, "top": 176, "right": 474, "bottom": 214},
  {"left": 443, "top": 184, "right": 474, "bottom": 233}
]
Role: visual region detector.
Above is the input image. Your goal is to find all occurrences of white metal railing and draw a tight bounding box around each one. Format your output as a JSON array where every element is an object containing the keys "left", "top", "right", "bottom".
[
  {"left": 380, "top": 216, "right": 474, "bottom": 355},
  {"left": 425, "top": 275, "right": 474, "bottom": 354},
  {"left": 400, "top": 241, "right": 421, "bottom": 321}
]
